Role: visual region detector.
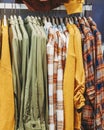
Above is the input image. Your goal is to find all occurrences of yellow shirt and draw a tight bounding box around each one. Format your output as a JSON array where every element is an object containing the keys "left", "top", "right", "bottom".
[
  {"left": 0, "top": 21, "right": 15, "bottom": 130},
  {"left": 64, "top": 0, "right": 85, "bottom": 14},
  {"left": 63, "top": 24, "right": 85, "bottom": 130}
]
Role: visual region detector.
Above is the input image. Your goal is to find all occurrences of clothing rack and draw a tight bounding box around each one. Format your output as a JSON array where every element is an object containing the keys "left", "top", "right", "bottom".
[
  {"left": 0, "top": 3, "right": 92, "bottom": 11},
  {"left": 0, "top": 3, "right": 92, "bottom": 18}
]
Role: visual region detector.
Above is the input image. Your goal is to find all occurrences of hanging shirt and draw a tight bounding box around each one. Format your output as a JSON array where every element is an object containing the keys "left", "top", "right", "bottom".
[
  {"left": 87, "top": 17, "right": 104, "bottom": 130},
  {"left": 78, "top": 18, "right": 96, "bottom": 130},
  {"left": 64, "top": 0, "right": 85, "bottom": 14},
  {"left": 23, "top": 16, "right": 48, "bottom": 130},
  {"left": 14, "top": 16, "right": 23, "bottom": 89},
  {"left": 46, "top": 21, "right": 67, "bottom": 130},
  {"left": 53, "top": 26, "right": 58, "bottom": 130},
  {"left": 56, "top": 29, "right": 66, "bottom": 130},
  {"left": 0, "top": 20, "right": 2, "bottom": 58},
  {"left": 9, "top": 18, "right": 22, "bottom": 130},
  {"left": 0, "top": 20, "right": 15, "bottom": 130},
  {"left": 47, "top": 25, "right": 56, "bottom": 130},
  {"left": 31, "top": 17, "right": 48, "bottom": 129},
  {"left": 18, "top": 16, "right": 30, "bottom": 130},
  {"left": 24, "top": 17, "right": 41, "bottom": 129},
  {"left": 14, "top": 18, "right": 23, "bottom": 129},
  {"left": 63, "top": 23, "right": 85, "bottom": 130}
]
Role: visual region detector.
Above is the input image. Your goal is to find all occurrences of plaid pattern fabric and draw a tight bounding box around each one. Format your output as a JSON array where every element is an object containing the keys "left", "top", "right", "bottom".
[
  {"left": 88, "top": 17, "right": 104, "bottom": 129},
  {"left": 56, "top": 30, "right": 66, "bottom": 130},
  {"left": 53, "top": 33, "right": 58, "bottom": 129},
  {"left": 78, "top": 18, "right": 96, "bottom": 130},
  {"left": 47, "top": 27, "right": 55, "bottom": 130},
  {"left": 62, "top": 32, "right": 67, "bottom": 71},
  {"left": 78, "top": 17, "right": 104, "bottom": 129},
  {"left": 47, "top": 26, "right": 66, "bottom": 130},
  {"left": 63, "top": 28, "right": 69, "bottom": 63}
]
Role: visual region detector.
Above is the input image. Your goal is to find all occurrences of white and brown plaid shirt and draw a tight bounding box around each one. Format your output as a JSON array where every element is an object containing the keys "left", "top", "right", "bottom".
[{"left": 46, "top": 24, "right": 67, "bottom": 130}]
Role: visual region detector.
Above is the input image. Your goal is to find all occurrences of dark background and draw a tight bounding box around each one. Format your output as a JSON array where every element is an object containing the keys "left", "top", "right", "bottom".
[{"left": 92, "top": 0, "right": 104, "bottom": 43}]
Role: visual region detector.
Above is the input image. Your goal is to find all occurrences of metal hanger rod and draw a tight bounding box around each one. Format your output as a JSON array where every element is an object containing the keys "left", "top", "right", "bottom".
[
  {"left": 0, "top": 3, "right": 92, "bottom": 11},
  {"left": 0, "top": 3, "right": 27, "bottom": 9}
]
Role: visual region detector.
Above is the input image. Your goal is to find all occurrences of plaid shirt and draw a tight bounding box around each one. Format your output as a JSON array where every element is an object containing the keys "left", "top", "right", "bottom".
[
  {"left": 78, "top": 18, "right": 96, "bottom": 130},
  {"left": 88, "top": 17, "right": 104, "bottom": 129},
  {"left": 53, "top": 27, "right": 58, "bottom": 129},
  {"left": 79, "top": 17, "right": 104, "bottom": 129},
  {"left": 56, "top": 30, "right": 66, "bottom": 130},
  {"left": 62, "top": 25, "right": 69, "bottom": 63},
  {"left": 47, "top": 27, "right": 55, "bottom": 130},
  {"left": 47, "top": 25, "right": 66, "bottom": 130}
]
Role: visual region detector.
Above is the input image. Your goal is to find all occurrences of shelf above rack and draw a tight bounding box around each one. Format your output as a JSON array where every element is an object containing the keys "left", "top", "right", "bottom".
[{"left": 0, "top": 3, "right": 92, "bottom": 11}]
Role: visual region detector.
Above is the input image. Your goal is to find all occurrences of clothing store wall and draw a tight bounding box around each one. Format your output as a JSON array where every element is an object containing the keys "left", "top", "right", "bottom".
[
  {"left": 87, "top": 0, "right": 104, "bottom": 44},
  {"left": 92, "top": 0, "right": 104, "bottom": 43}
]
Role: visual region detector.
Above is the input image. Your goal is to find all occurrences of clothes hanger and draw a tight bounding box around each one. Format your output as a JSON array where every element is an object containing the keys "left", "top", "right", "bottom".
[
  {"left": 59, "top": 17, "right": 63, "bottom": 25},
  {"left": 78, "top": 16, "right": 82, "bottom": 23},
  {"left": 18, "top": 1, "right": 21, "bottom": 17},
  {"left": 51, "top": 17, "right": 56, "bottom": 26},
  {"left": 83, "top": 16, "right": 87, "bottom": 21},
  {"left": 42, "top": 16, "right": 47, "bottom": 25},
  {"left": 31, "top": 16, "right": 35, "bottom": 22},
  {"left": 37, "top": 12, "right": 41, "bottom": 22},
  {"left": 74, "top": 16, "right": 78, "bottom": 23},
  {"left": 10, "top": 15, "right": 13, "bottom": 20},
  {"left": 10, "top": 0, "right": 15, "bottom": 21},
  {"left": 64, "top": 17, "right": 68, "bottom": 25},
  {"left": 51, "top": 17, "right": 56, "bottom": 25},
  {"left": 68, "top": 17, "right": 73, "bottom": 24},
  {"left": 70, "top": 17, "right": 74, "bottom": 24},
  {"left": 73, "top": 16, "right": 77, "bottom": 25},
  {"left": 14, "top": 0, "right": 19, "bottom": 24},
  {"left": 47, "top": 16, "right": 51, "bottom": 22},
  {"left": 74, "top": 16, "right": 80, "bottom": 27},
  {"left": 37, "top": 16, "right": 43, "bottom": 26},
  {"left": 83, "top": 16, "right": 88, "bottom": 24},
  {"left": 14, "top": 15, "right": 17, "bottom": 20},
  {"left": 78, "top": 16, "right": 82, "bottom": 20},
  {"left": 10, "top": 0, "right": 13, "bottom": 20},
  {"left": 33, "top": 16, "right": 39, "bottom": 25},
  {"left": 18, "top": 15, "right": 22, "bottom": 21},
  {"left": 55, "top": 17, "right": 59, "bottom": 26},
  {"left": 18, "top": 15, "right": 23, "bottom": 25},
  {"left": 14, "top": 0, "right": 17, "bottom": 17},
  {"left": 4, "top": 3, "right": 7, "bottom": 26},
  {"left": 88, "top": 16, "right": 92, "bottom": 21}
]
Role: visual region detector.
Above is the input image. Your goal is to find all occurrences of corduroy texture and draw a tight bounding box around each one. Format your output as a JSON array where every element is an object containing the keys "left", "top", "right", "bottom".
[{"left": 0, "top": 21, "right": 15, "bottom": 130}]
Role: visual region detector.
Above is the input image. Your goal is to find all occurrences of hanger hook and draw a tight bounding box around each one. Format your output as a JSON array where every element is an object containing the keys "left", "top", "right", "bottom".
[
  {"left": 4, "top": 3, "right": 6, "bottom": 15},
  {"left": 11, "top": 0, "right": 14, "bottom": 15},
  {"left": 14, "top": 0, "right": 16, "bottom": 15},
  {"left": 19, "top": 3, "right": 21, "bottom": 16}
]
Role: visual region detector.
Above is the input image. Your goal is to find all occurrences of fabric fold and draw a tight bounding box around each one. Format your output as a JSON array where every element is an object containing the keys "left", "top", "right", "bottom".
[{"left": 64, "top": 0, "right": 84, "bottom": 14}]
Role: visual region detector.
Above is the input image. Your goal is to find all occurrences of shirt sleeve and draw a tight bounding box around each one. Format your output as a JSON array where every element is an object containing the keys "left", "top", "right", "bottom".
[{"left": 73, "top": 25, "right": 85, "bottom": 110}]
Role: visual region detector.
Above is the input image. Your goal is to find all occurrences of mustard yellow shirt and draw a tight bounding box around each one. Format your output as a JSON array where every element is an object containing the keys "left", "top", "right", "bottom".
[
  {"left": 64, "top": 0, "right": 85, "bottom": 14},
  {"left": 0, "top": 21, "right": 15, "bottom": 130},
  {"left": 63, "top": 24, "right": 85, "bottom": 130}
]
